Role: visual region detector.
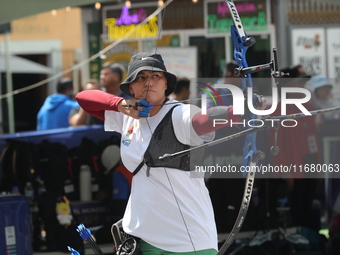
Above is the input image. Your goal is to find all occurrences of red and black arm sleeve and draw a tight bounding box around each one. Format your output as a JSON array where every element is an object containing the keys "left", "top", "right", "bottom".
[
  {"left": 192, "top": 106, "right": 242, "bottom": 136},
  {"left": 75, "top": 90, "right": 124, "bottom": 120}
]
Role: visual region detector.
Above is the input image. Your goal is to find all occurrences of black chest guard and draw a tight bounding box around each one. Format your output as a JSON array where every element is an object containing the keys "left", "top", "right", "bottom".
[{"left": 133, "top": 105, "right": 203, "bottom": 175}]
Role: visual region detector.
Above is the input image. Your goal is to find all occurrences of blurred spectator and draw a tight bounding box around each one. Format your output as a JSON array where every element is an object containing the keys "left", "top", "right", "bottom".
[
  {"left": 37, "top": 78, "right": 79, "bottom": 130},
  {"left": 291, "top": 64, "right": 308, "bottom": 77},
  {"left": 169, "top": 76, "right": 190, "bottom": 101},
  {"left": 309, "top": 76, "right": 340, "bottom": 120},
  {"left": 219, "top": 60, "right": 242, "bottom": 86},
  {"left": 289, "top": 65, "right": 325, "bottom": 131},
  {"left": 69, "top": 80, "right": 104, "bottom": 126},
  {"left": 271, "top": 67, "right": 321, "bottom": 232},
  {"left": 100, "top": 62, "right": 129, "bottom": 98}
]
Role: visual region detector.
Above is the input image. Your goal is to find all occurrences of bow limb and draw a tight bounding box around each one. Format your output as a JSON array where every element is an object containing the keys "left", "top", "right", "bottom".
[{"left": 217, "top": 1, "right": 263, "bottom": 254}]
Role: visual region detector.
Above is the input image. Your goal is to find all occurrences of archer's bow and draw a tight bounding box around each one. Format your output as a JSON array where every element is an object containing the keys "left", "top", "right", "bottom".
[{"left": 217, "top": 1, "right": 265, "bottom": 254}]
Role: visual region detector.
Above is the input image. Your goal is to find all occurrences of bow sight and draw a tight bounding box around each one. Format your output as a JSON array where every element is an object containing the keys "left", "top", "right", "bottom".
[{"left": 233, "top": 48, "right": 289, "bottom": 81}]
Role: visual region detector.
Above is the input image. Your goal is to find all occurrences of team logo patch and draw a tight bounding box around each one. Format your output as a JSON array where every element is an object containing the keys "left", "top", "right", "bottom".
[{"left": 122, "top": 139, "right": 131, "bottom": 147}]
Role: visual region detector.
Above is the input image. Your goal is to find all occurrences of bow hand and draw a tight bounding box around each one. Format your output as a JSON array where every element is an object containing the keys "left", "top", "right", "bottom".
[
  {"left": 135, "top": 99, "right": 153, "bottom": 117},
  {"left": 119, "top": 99, "right": 153, "bottom": 119}
]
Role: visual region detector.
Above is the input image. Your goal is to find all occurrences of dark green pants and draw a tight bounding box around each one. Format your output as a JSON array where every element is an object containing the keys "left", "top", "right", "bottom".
[{"left": 139, "top": 240, "right": 217, "bottom": 255}]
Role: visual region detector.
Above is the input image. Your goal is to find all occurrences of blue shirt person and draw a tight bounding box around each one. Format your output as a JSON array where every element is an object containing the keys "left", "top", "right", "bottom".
[{"left": 37, "top": 78, "right": 79, "bottom": 130}]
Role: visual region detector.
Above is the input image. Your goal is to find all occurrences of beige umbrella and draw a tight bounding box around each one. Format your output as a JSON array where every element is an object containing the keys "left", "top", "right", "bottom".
[{"left": 310, "top": 0, "right": 340, "bottom": 4}]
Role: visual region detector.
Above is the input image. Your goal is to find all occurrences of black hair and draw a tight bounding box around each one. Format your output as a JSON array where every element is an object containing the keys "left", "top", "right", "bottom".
[
  {"left": 174, "top": 76, "right": 190, "bottom": 95},
  {"left": 102, "top": 62, "right": 125, "bottom": 82},
  {"left": 82, "top": 79, "right": 100, "bottom": 90},
  {"left": 224, "top": 60, "right": 238, "bottom": 77},
  {"left": 57, "top": 78, "right": 73, "bottom": 94},
  {"left": 85, "top": 79, "right": 99, "bottom": 87}
]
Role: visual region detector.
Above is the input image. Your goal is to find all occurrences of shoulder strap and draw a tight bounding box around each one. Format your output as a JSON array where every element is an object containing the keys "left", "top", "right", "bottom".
[
  {"left": 132, "top": 105, "right": 179, "bottom": 176},
  {"left": 132, "top": 160, "right": 145, "bottom": 176}
]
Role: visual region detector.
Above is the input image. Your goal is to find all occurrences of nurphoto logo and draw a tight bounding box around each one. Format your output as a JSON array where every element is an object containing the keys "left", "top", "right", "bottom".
[{"left": 200, "top": 83, "right": 312, "bottom": 128}]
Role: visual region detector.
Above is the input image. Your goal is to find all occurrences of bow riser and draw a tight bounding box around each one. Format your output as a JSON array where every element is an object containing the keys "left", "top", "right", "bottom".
[
  {"left": 230, "top": 25, "right": 260, "bottom": 168},
  {"left": 217, "top": 1, "right": 262, "bottom": 254}
]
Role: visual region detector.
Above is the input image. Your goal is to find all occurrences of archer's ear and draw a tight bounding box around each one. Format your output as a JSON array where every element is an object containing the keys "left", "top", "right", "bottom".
[{"left": 129, "top": 84, "right": 134, "bottom": 94}]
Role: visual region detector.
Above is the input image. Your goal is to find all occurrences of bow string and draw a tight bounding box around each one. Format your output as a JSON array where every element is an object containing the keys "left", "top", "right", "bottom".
[
  {"left": 141, "top": 0, "right": 199, "bottom": 253},
  {"left": 217, "top": 1, "right": 264, "bottom": 253}
]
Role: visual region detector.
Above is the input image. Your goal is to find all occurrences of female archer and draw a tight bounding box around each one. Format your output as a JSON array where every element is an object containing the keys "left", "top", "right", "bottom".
[{"left": 76, "top": 52, "right": 266, "bottom": 255}]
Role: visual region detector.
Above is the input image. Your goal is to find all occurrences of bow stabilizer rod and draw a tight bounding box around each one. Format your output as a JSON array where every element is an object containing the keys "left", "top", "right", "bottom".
[
  {"left": 233, "top": 48, "right": 289, "bottom": 79},
  {"left": 159, "top": 125, "right": 267, "bottom": 163}
]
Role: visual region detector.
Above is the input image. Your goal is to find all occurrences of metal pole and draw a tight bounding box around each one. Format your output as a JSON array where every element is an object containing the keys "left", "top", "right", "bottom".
[
  {"left": 274, "top": 0, "right": 289, "bottom": 69},
  {"left": 4, "top": 31, "right": 15, "bottom": 133},
  {"left": 0, "top": 73, "right": 3, "bottom": 134}
]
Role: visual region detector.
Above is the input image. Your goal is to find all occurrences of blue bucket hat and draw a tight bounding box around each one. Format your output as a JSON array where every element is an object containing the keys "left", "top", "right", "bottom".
[
  {"left": 120, "top": 52, "right": 177, "bottom": 97},
  {"left": 310, "top": 76, "right": 333, "bottom": 92}
]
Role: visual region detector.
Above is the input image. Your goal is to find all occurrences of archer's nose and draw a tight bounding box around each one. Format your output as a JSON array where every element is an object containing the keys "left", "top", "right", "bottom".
[{"left": 144, "top": 78, "right": 152, "bottom": 87}]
